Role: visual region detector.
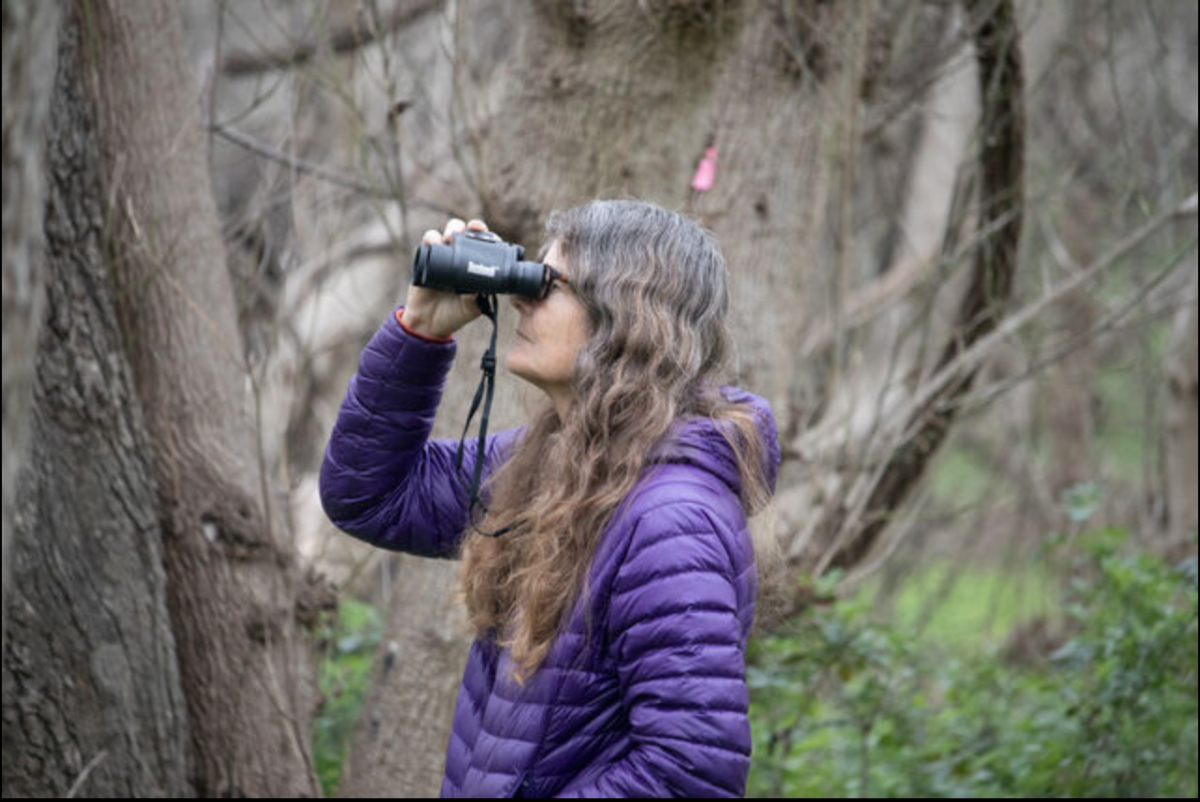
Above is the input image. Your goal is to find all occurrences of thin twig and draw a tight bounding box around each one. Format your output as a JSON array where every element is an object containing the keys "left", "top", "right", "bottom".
[
  {"left": 219, "top": 0, "right": 443, "bottom": 77},
  {"left": 897, "top": 192, "right": 1196, "bottom": 435},
  {"left": 210, "top": 124, "right": 455, "bottom": 215},
  {"left": 66, "top": 750, "right": 108, "bottom": 798},
  {"left": 945, "top": 248, "right": 1196, "bottom": 416}
]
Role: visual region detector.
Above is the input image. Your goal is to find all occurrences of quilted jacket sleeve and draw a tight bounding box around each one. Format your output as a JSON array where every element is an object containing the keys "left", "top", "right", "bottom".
[
  {"left": 556, "top": 503, "right": 752, "bottom": 798},
  {"left": 318, "top": 306, "right": 524, "bottom": 559}
]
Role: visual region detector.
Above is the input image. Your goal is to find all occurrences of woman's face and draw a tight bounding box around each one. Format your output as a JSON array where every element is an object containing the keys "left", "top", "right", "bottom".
[{"left": 505, "top": 240, "right": 589, "bottom": 419}]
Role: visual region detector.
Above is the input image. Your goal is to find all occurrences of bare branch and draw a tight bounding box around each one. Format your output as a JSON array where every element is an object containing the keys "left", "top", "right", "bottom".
[
  {"left": 219, "top": 0, "right": 444, "bottom": 77},
  {"left": 815, "top": 0, "right": 1028, "bottom": 578},
  {"left": 210, "top": 124, "right": 456, "bottom": 216},
  {"left": 904, "top": 192, "right": 1196, "bottom": 430}
]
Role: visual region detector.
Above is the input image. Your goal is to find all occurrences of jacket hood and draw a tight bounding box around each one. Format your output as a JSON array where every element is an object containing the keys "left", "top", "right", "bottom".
[{"left": 645, "top": 385, "right": 781, "bottom": 503}]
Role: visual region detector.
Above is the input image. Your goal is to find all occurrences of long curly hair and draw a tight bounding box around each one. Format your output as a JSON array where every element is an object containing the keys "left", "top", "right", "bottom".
[{"left": 454, "top": 198, "right": 787, "bottom": 687}]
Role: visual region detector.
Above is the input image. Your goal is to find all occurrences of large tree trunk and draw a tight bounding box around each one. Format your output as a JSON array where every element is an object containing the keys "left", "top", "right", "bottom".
[
  {"left": 5, "top": 1, "right": 334, "bottom": 796},
  {"left": 2, "top": 11, "right": 192, "bottom": 795},
  {"left": 2, "top": 0, "right": 61, "bottom": 651},
  {"left": 479, "top": 0, "right": 844, "bottom": 414},
  {"left": 77, "top": 1, "right": 327, "bottom": 795},
  {"left": 338, "top": 559, "right": 474, "bottom": 798}
]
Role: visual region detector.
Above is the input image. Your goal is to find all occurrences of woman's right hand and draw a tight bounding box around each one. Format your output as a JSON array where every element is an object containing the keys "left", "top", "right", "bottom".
[{"left": 401, "top": 218, "right": 491, "bottom": 339}]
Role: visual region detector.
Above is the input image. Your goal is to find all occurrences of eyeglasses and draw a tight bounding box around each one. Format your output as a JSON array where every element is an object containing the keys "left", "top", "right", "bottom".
[{"left": 543, "top": 263, "right": 572, "bottom": 298}]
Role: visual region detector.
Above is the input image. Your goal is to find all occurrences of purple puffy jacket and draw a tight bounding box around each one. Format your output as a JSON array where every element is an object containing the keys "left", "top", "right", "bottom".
[{"left": 319, "top": 307, "right": 781, "bottom": 798}]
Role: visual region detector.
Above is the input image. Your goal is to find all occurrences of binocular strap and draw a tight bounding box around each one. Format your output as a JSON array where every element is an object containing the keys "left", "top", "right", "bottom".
[{"left": 454, "top": 293, "right": 522, "bottom": 539}]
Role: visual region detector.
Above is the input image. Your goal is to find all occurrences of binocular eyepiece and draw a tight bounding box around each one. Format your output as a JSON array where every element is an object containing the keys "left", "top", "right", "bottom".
[{"left": 412, "top": 229, "right": 561, "bottom": 301}]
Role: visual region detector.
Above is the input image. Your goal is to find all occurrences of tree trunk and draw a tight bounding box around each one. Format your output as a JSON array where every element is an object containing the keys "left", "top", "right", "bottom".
[
  {"left": 2, "top": 10, "right": 192, "bottom": 795},
  {"left": 1165, "top": 267, "right": 1198, "bottom": 544},
  {"left": 338, "top": 558, "right": 474, "bottom": 798},
  {"left": 1044, "top": 290, "right": 1097, "bottom": 497},
  {"left": 479, "top": 0, "right": 846, "bottom": 414},
  {"left": 1027, "top": 1, "right": 1098, "bottom": 502},
  {"left": 75, "top": 1, "right": 329, "bottom": 795},
  {"left": 3, "top": 1, "right": 336, "bottom": 796},
  {"left": 794, "top": 0, "right": 1023, "bottom": 578},
  {"left": 2, "top": 0, "right": 61, "bottom": 652}
]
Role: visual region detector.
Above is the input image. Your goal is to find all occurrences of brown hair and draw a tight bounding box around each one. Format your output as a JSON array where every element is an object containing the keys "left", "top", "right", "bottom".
[{"left": 454, "top": 198, "right": 787, "bottom": 687}]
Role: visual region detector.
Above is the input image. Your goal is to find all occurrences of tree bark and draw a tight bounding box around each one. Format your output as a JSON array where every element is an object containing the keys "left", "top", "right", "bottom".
[
  {"left": 29, "top": 1, "right": 329, "bottom": 796},
  {"left": 2, "top": 10, "right": 192, "bottom": 795},
  {"left": 338, "top": 558, "right": 474, "bottom": 798},
  {"left": 1043, "top": 281, "right": 1097, "bottom": 497},
  {"left": 2, "top": 0, "right": 61, "bottom": 652}
]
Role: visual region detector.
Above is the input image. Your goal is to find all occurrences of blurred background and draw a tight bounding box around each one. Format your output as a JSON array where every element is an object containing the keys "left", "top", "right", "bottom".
[{"left": 3, "top": 0, "right": 1196, "bottom": 797}]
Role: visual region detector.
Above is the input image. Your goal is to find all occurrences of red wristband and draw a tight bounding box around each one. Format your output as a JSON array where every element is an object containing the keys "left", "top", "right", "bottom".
[{"left": 395, "top": 307, "right": 455, "bottom": 344}]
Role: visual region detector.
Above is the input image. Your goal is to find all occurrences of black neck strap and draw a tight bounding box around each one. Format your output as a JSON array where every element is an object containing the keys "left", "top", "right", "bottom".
[{"left": 454, "top": 293, "right": 521, "bottom": 538}]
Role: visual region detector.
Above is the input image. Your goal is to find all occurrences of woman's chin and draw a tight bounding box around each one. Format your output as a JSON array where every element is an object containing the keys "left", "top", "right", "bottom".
[{"left": 504, "top": 349, "right": 527, "bottom": 375}]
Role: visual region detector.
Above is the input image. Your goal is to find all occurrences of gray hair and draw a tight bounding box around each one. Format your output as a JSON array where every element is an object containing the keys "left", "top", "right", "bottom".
[
  {"left": 458, "top": 197, "right": 781, "bottom": 688},
  {"left": 543, "top": 198, "right": 734, "bottom": 411}
]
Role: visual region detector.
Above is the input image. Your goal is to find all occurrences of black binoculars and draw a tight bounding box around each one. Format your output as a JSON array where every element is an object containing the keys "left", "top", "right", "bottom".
[{"left": 411, "top": 229, "right": 563, "bottom": 301}]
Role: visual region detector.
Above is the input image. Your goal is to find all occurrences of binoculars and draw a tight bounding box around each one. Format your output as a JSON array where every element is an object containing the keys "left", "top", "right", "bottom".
[{"left": 412, "top": 229, "right": 563, "bottom": 301}]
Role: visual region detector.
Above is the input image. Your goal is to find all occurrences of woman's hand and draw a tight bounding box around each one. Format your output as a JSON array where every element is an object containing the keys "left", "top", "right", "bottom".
[{"left": 401, "top": 218, "right": 491, "bottom": 339}]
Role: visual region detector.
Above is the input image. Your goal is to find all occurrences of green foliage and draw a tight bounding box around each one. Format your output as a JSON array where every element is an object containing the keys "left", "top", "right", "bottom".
[
  {"left": 747, "top": 529, "right": 1199, "bottom": 798},
  {"left": 311, "top": 597, "right": 383, "bottom": 798},
  {"left": 856, "top": 556, "right": 1059, "bottom": 656},
  {"left": 929, "top": 447, "right": 994, "bottom": 508}
]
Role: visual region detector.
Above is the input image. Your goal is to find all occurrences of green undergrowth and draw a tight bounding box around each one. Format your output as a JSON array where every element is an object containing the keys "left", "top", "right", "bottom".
[{"left": 747, "top": 525, "right": 1198, "bottom": 797}]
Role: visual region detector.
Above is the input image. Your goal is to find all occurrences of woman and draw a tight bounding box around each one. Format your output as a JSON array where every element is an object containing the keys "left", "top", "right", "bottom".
[{"left": 320, "top": 199, "right": 783, "bottom": 797}]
